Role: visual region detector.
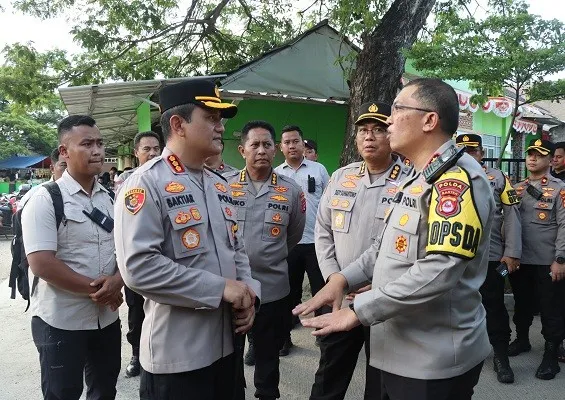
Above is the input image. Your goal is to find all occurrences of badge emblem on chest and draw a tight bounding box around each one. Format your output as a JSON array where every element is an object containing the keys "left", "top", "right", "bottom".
[
  {"left": 270, "top": 226, "right": 281, "bottom": 237},
  {"left": 124, "top": 188, "right": 146, "bottom": 215},
  {"left": 175, "top": 211, "right": 191, "bottom": 224},
  {"left": 165, "top": 182, "right": 185, "bottom": 193},
  {"left": 334, "top": 211, "right": 345, "bottom": 229},
  {"left": 215, "top": 183, "right": 227, "bottom": 193},
  {"left": 341, "top": 181, "right": 356, "bottom": 189},
  {"left": 182, "top": 228, "right": 200, "bottom": 249},
  {"left": 272, "top": 213, "right": 282, "bottom": 223},
  {"left": 395, "top": 235, "right": 408, "bottom": 253},
  {"left": 190, "top": 207, "right": 202, "bottom": 220}
]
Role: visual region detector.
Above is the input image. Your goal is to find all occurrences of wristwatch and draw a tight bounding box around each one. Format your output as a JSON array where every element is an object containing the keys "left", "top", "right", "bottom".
[{"left": 556, "top": 256, "right": 565, "bottom": 264}]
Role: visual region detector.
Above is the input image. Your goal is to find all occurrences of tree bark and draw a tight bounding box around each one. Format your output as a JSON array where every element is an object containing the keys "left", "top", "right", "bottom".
[{"left": 340, "top": 0, "right": 436, "bottom": 166}]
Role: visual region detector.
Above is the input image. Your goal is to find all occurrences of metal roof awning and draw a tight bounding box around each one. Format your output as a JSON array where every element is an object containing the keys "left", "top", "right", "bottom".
[{"left": 0, "top": 155, "right": 49, "bottom": 169}]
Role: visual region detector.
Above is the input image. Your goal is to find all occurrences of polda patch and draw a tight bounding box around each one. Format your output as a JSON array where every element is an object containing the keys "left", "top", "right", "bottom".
[{"left": 124, "top": 188, "right": 146, "bottom": 215}]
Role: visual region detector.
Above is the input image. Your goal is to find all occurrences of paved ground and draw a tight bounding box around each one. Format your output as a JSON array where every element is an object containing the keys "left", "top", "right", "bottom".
[{"left": 0, "top": 237, "right": 564, "bottom": 399}]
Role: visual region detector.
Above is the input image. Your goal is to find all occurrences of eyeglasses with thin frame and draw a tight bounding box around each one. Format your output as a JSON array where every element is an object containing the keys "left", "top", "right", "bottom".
[
  {"left": 392, "top": 103, "right": 441, "bottom": 119},
  {"left": 357, "top": 127, "right": 388, "bottom": 137}
]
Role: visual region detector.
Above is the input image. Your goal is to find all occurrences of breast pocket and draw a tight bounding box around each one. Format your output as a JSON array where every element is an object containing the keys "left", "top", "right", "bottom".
[
  {"left": 329, "top": 197, "right": 356, "bottom": 233},
  {"left": 262, "top": 209, "right": 289, "bottom": 242},
  {"left": 532, "top": 202, "right": 554, "bottom": 225},
  {"left": 385, "top": 208, "right": 420, "bottom": 263},
  {"left": 370, "top": 201, "right": 393, "bottom": 239},
  {"left": 167, "top": 208, "right": 208, "bottom": 259},
  {"left": 64, "top": 207, "right": 95, "bottom": 246}
]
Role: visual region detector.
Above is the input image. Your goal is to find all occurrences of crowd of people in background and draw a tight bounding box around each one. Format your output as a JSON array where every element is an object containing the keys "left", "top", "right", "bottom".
[{"left": 12, "top": 77, "right": 565, "bottom": 400}]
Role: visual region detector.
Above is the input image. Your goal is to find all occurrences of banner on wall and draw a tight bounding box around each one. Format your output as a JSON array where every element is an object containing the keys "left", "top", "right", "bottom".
[
  {"left": 456, "top": 92, "right": 543, "bottom": 120},
  {"left": 512, "top": 118, "right": 538, "bottom": 134}
]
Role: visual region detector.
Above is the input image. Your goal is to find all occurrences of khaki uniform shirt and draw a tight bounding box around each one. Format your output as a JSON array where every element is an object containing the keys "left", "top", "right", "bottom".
[
  {"left": 22, "top": 170, "right": 118, "bottom": 330},
  {"left": 225, "top": 169, "right": 306, "bottom": 303},
  {"left": 315, "top": 158, "right": 410, "bottom": 308},
  {"left": 514, "top": 174, "right": 565, "bottom": 265},
  {"left": 115, "top": 147, "right": 261, "bottom": 374},
  {"left": 483, "top": 165, "right": 521, "bottom": 261},
  {"left": 341, "top": 141, "right": 494, "bottom": 380}
]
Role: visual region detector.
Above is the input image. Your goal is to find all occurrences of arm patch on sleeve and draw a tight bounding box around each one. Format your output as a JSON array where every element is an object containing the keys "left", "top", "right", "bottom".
[
  {"left": 426, "top": 168, "right": 483, "bottom": 259},
  {"left": 500, "top": 174, "right": 520, "bottom": 206}
]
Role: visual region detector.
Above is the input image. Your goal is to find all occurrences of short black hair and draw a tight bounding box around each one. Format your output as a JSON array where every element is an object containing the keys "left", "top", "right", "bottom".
[
  {"left": 404, "top": 78, "right": 459, "bottom": 135},
  {"left": 281, "top": 125, "right": 303, "bottom": 139},
  {"left": 241, "top": 120, "right": 276, "bottom": 145},
  {"left": 555, "top": 142, "right": 565, "bottom": 152},
  {"left": 57, "top": 115, "right": 96, "bottom": 140},
  {"left": 134, "top": 131, "right": 161, "bottom": 149},
  {"left": 160, "top": 104, "right": 196, "bottom": 140},
  {"left": 110, "top": 166, "right": 118, "bottom": 172},
  {"left": 50, "top": 148, "right": 60, "bottom": 164}
]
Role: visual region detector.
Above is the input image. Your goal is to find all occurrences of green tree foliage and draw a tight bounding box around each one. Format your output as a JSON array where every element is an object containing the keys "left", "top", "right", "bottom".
[
  {"left": 409, "top": 0, "right": 565, "bottom": 165},
  {"left": 0, "top": 45, "right": 62, "bottom": 159}
]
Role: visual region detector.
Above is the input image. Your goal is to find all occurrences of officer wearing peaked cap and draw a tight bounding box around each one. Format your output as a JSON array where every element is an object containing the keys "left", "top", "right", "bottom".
[
  {"left": 115, "top": 79, "right": 261, "bottom": 400},
  {"left": 509, "top": 138, "right": 565, "bottom": 381},
  {"left": 296, "top": 78, "right": 494, "bottom": 399},
  {"left": 309, "top": 101, "right": 411, "bottom": 400},
  {"left": 225, "top": 120, "right": 305, "bottom": 400},
  {"left": 456, "top": 133, "right": 522, "bottom": 384}
]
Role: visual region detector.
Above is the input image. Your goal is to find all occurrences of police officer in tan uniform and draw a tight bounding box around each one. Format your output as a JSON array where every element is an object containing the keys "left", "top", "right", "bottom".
[
  {"left": 296, "top": 78, "right": 494, "bottom": 400},
  {"left": 225, "top": 120, "right": 305, "bottom": 400},
  {"left": 311, "top": 102, "right": 410, "bottom": 400},
  {"left": 455, "top": 133, "right": 521, "bottom": 383},
  {"left": 509, "top": 138, "right": 565, "bottom": 380},
  {"left": 115, "top": 79, "right": 261, "bottom": 400}
]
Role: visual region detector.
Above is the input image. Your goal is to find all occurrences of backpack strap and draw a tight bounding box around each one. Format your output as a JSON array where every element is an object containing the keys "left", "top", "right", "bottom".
[{"left": 29, "top": 182, "right": 65, "bottom": 299}]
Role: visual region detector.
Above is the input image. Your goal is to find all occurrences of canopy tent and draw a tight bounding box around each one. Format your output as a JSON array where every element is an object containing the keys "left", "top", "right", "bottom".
[{"left": 0, "top": 155, "right": 50, "bottom": 169}]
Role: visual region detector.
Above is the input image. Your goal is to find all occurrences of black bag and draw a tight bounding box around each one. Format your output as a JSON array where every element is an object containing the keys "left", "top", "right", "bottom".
[{"left": 8, "top": 182, "right": 64, "bottom": 311}]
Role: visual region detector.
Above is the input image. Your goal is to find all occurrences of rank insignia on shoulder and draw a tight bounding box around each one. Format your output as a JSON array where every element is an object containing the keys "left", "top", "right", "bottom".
[
  {"left": 270, "top": 195, "right": 288, "bottom": 202},
  {"left": 165, "top": 182, "right": 185, "bottom": 193},
  {"left": 167, "top": 155, "right": 185, "bottom": 173},
  {"left": 423, "top": 145, "right": 465, "bottom": 184},
  {"left": 124, "top": 188, "right": 146, "bottom": 215},
  {"left": 182, "top": 228, "right": 200, "bottom": 249},
  {"left": 215, "top": 183, "right": 227, "bottom": 193}
]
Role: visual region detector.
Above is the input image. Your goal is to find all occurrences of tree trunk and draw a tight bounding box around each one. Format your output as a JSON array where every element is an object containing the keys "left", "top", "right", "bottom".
[{"left": 340, "top": 0, "right": 437, "bottom": 166}]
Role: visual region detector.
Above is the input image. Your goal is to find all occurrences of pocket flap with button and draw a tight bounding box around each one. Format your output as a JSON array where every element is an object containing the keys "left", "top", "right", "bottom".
[
  {"left": 389, "top": 208, "right": 420, "bottom": 235},
  {"left": 533, "top": 202, "right": 554, "bottom": 224},
  {"left": 328, "top": 196, "right": 356, "bottom": 212},
  {"left": 65, "top": 207, "right": 88, "bottom": 223},
  {"left": 167, "top": 208, "right": 204, "bottom": 231},
  {"left": 264, "top": 209, "right": 289, "bottom": 225}
]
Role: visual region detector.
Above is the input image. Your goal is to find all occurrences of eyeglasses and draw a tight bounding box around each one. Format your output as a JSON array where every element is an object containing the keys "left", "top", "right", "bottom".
[
  {"left": 392, "top": 104, "right": 441, "bottom": 118},
  {"left": 357, "top": 127, "right": 388, "bottom": 137}
]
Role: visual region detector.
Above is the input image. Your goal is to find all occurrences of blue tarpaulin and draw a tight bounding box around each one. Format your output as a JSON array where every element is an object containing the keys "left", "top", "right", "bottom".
[{"left": 0, "top": 155, "right": 49, "bottom": 169}]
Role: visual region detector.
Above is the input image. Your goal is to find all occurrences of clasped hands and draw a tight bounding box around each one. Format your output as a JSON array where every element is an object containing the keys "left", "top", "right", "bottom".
[
  {"left": 223, "top": 279, "right": 257, "bottom": 334},
  {"left": 89, "top": 274, "right": 124, "bottom": 311}
]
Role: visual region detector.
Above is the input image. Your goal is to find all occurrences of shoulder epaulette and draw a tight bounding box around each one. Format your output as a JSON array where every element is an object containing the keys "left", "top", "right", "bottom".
[
  {"left": 423, "top": 145, "right": 466, "bottom": 184},
  {"left": 204, "top": 166, "right": 228, "bottom": 181}
]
